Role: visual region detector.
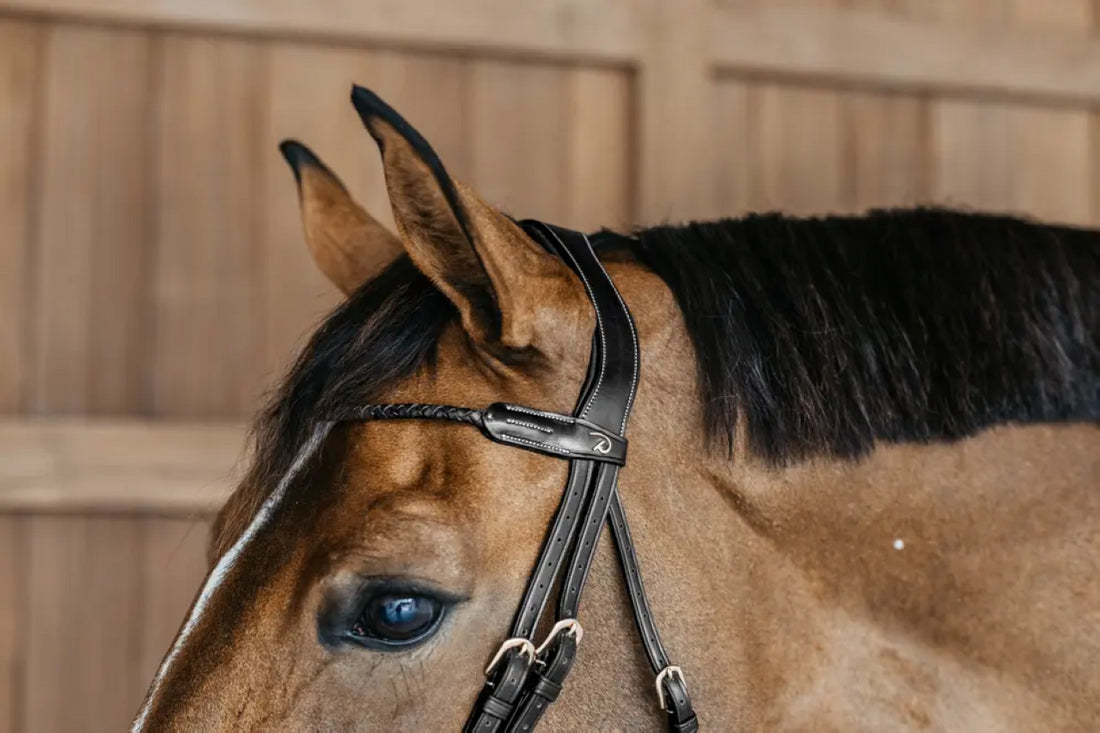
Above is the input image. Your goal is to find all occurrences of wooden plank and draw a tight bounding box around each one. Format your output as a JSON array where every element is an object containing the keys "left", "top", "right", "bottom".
[
  {"left": 929, "top": 98, "right": 1013, "bottom": 212},
  {"left": 928, "top": 99, "right": 1091, "bottom": 224},
  {"left": 635, "top": 0, "right": 713, "bottom": 224},
  {"left": 21, "top": 516, "right": 144, "bottom": 732},
  {"left": 711, "top": 4, "right": 1100, "bottom": 104},
  {"left": 469, "top": 59, "right": 568, "bottom": 222},
  {"left": 137, "top": 517, "right": 210, "bottom": 695},
  {"left": 4, "top": 0, "right": 1100, "bottom": 104},
  {"left": 1008, "top": 107, "right": 1092, "bottom": 225},
  {"left": 0, "top": 419, "right": 242, "bottom": 513},
  {"left": 562, "top": 67, "right": 633, "bottom": 231},
  {"left": 710, "top": 79, "right": 753, "bottom": 220},
  {"left": 1006, "top": 0, "right": 1093, "bottom": 226},
  {"left": 749, "top": 83, "right": 850, "bottom": 215},
  {"left": 30, "top": 24, "right": 152, "bottom": 415},
  {"left": 0, "top": 20, "right": 41, "bottom": 415},
  {"left": 0, "top": 0, "right": 642, "bottom": 64},
  {"left": 16, "top": 515, "right": 74, "bottom": 733},
  {"left": 1009, "top": 0, "right": 1091, "bottom": 30},
  {"left": 151, "top": 33, "right": 266, "bottom": 418},
  {"left": 845, "top": 90, "right": 928, "bottom": 211},
  {"left": 929, "top": 0, "right": 1009, "bottom": 24},
  {"left": 927, "top": 2, "right": 1095, "bottom": 225},
  {"left": 0, "top": 516, "right": 24, "bottom": 733}
]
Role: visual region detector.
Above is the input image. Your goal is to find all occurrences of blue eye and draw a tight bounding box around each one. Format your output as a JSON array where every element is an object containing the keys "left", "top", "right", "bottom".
[{"left": 351, "top": 593, "right": 444, "bottom": 646}]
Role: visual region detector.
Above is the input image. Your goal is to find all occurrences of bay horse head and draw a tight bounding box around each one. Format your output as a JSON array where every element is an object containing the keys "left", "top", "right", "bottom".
[{"left": 134, "top": 86, "right": 1100, "bottom": 730}]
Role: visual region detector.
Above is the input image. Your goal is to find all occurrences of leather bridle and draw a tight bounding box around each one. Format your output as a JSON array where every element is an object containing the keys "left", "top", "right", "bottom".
[{"left": 328, "top": 221, "right": 698, "bottom": 731}]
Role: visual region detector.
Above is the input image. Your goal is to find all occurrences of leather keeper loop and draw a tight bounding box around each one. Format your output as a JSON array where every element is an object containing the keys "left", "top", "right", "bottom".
[
  {"left": 481, "top": 696, "right": 514, "bottom": 721},
  {"left": 530, "top": 676, "right": 563, "bottom": 702}
]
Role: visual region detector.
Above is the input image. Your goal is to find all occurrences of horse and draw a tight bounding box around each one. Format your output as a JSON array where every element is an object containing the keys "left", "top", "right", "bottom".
[{"left": 132, "top": 85, "right": 1099, "bottom": 731}]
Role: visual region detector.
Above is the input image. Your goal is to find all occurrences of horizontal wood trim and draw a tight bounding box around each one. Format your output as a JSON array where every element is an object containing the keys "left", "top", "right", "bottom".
[
  {"left": 0, "top": 0, "right": 642, "bottom": 63},
  {"left": 5, "top": 2, "right": 1100, "bottom": 102},
  {"left": 711, "top": 5, "right": 1100, "bottom": 104},
  {"left": 0, "top": 419, "right": 243, "bottom": 514}
]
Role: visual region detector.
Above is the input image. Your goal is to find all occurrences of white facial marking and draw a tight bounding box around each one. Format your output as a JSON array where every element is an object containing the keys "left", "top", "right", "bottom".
[
  {"left": 893, "top": 538, "right": 905, "bottom": 550},
  {"left": 130, "top": 423, "right": 332, "bottom": 731}
]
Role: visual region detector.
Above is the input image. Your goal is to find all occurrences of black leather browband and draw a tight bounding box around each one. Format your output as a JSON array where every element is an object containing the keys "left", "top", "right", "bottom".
[
  {"left": 334, "top": 403, "right": 627, "bottom": 465},
  {"left": 331, "top": 222, "right": 698, "bottom": 732}
]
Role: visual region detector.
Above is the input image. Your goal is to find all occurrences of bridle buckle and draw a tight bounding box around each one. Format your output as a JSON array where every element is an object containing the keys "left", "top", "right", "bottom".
[
  {"left": 484, "top": 638, "right": 536, "bottom": 676},
  {"left": 655, "top": 666, "right": 687, "bottom": 711},
  {"left": 534, "top": 618, "right": 583, "bottom": 656}
]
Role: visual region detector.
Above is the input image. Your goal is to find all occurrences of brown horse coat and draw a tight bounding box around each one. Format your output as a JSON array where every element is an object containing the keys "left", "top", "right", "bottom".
[{"left": 133, "top": 88, "right": 1099, "bottom": 731}]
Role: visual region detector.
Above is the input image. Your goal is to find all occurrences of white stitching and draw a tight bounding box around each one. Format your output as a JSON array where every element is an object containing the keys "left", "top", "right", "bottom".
[
  {"left": 505, "top": 404, "right": 574, "bottom": 424},
  {"left": 582, "top": 232, "right": 641, "bottom": 433},
  {"left": 500, "top": 433, "right": 572, "bottom": 455},
  {"left": 505, "top": 417, "right": 553, "bottom": 433},
  {"left": 545, "top": 228, "right": 607, "bottom": 421}
]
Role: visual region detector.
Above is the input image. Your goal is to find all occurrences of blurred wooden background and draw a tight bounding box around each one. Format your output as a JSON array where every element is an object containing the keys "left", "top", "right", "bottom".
[{"left": 1, "top": 0, "right": 1099, "bottom": 730}]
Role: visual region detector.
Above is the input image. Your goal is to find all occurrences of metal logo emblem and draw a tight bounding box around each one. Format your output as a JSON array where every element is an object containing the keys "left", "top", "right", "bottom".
[{"left": 590, "top": 432, "right": 613, "bottom": 455}]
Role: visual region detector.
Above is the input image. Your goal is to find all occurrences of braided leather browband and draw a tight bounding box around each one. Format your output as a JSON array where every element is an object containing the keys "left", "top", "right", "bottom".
[{"left": 330, "top": 222, "right": 698, "bottom": 731}]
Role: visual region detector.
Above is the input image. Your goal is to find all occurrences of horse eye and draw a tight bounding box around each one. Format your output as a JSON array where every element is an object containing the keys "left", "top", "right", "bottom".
[{"left": 350, "top": 592, "right": 444, "bottom": 647}]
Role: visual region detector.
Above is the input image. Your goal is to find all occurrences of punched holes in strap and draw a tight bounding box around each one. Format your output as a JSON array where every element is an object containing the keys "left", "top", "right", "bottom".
[
  {"left": 467, "top": 648, "right": 534, "bottom": 733},
  {"left": 657, "top": 667, "right": 698, "bottom": 733}
]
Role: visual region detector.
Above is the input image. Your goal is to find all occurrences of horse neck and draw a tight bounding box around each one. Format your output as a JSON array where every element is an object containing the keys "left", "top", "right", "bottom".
[{"left": 612, "top": 256, "right": 1099, "bottom": 726}]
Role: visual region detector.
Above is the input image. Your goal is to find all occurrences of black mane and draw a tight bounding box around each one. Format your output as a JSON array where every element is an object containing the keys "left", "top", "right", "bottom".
[
  {"left": 632, "top": 209, "right": 1098, "bottom": 462},
  {"left": 250, "top": 208, "right": 1099, "bottom": 493}
]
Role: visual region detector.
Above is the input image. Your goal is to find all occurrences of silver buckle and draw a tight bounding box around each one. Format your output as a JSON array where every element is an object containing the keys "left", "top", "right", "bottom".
[
  {"left": 485, "top": 638, "right": 536, "bottom": 676},
  {"left": 534, "top": 618, "right": 584, "bottom": 656},
  {"left": 655, "top": 666, "right": 687, "bottom": 710}
]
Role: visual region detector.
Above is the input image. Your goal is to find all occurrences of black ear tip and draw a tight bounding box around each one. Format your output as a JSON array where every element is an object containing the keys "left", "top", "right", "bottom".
[
  {"left": 349, "top": 84, "right": 383, "bottom": 116},
  {"left": 349, "top": 84, "right": 392, "bottom": 140},
  {"left": 278, "top": 139, "right": 324, "bottom": 184}
]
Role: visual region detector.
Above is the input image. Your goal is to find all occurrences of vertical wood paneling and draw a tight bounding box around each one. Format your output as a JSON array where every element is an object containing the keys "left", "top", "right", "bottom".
[
  {"left": 262, "top": 44, "right": 377, "bottom": 381},
  {"left": 0, "top": 517, "right": 24, "bottom": 733},
  {"left": 1, "top": 5, "right": 1100, "bottom": 733},
  {"left": 470, "top": 60, "right": 569, "bottom": 221},
  {"left": 930, "top": 99, "right": 1014, "bottom": 210},
  {"left": 31, "top": 25, "right": 152, "bottom": 415},
  {"left": 21, "top": 516, "right": 144, "bottom": 733},
  {"left": 635, "top": 0, "right": 712, "bottom": 224},
  {"left": 929, "top": 2, "right": 1094, "bottom": 225},
  {"left": 1009, "top": 108, "right": 1092, "bottom": 224},
  {"left": 562, "top": 67, "right": 632, "bottom": 231},
  {"left": 751, "top": 84, "right": 849, "bottom": 215},
  {"left": 1007, "top": 2, "right": 1093, "bottom": 225},
  {"left": 713, "top": 80, "right": 927, "bottom": 218},
  {"left": 710, "top": 80, "right": 753, "bottom": 219},
  {"left": 137, "top": 518, "right": 211, "bottom": 687},
  {"left": 845, "top": 91, "right": 928, "bottom": 210},
  {"left": 0, "top": 21, "right": 41, "bottom": 415},
  {"left": 152, "top": 34, "right": 267, "bottom": 418},
  {"left": 1009, "top": 0, "right": 1092, "bottom": 29}
]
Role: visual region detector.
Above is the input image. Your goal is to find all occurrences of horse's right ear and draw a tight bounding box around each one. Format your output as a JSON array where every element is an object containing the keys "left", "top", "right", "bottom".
[{"left": 279, "top": 140, "right": 402, "bottom": 294}]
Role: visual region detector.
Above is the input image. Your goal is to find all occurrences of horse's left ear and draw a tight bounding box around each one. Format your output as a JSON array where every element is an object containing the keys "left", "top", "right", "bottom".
[{"left": 350, "top": 85, "right": 582, "bottom": 354}]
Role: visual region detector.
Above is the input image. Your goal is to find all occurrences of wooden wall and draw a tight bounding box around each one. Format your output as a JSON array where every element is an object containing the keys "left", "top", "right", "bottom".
[{"left": 1, "top": 0, "right": 1099, "bottom": 730}]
